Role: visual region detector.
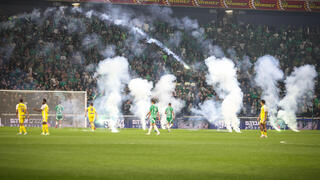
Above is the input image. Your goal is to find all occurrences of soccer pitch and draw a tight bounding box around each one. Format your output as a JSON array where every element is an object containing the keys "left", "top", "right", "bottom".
[{"left": 0, "top": 127, "right": 320, "bottom": 180}]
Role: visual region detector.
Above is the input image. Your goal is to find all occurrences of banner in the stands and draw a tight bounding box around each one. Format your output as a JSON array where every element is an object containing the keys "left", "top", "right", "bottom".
[
  {"left": 308, "top": 0, "right": 320, "bottom": 12},
  {"left": 276, "top": 0, "right": 308, "bottom": 11},
  {"left": 221, "top": 0, "right": 251, "bottom": 9},
  {"left": 249, "top": 0, "right": 277, "bottom": 11},
  {"left": 57, "top": 0, "right": 320, "bottom": 12}
]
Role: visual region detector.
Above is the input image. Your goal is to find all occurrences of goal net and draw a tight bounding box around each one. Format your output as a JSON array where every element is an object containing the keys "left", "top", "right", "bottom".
[{"left": 0, "top": 90, "right": 87, "bottom": 128}]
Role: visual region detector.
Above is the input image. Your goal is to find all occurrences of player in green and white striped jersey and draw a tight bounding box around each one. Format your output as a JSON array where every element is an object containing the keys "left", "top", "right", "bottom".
[
  {"left": 146, "top": 98, "right": 160, "bottom": 135},
  {"left": 165, "top": 103, "right": 174, "bottom": 132},
  {"left": 55, "top": 104, "right": 64, "bottom": 128}
]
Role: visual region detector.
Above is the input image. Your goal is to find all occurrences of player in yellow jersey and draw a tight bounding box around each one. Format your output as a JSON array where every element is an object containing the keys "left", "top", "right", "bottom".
[
  {"left": 16, "top": 99, "right": 29, "bottom": 135},
  {"left": 257, "top": 99, "right": 268, "bottom": 138},
  {"left": 85, "top": 103, "right": 97, "bottom": 131},
  {"left": 34, "top": 99, "right": 50, "bottom": 135}
]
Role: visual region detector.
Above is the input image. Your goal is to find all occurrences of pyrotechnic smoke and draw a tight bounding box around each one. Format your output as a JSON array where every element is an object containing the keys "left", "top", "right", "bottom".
[
  {"left": 152, "top": 74, "right": 185, "bottom": 129},
  {"left": 168, "top": 31, "right": 182, "bottom": 48},
  {"left": 94, "top": 56, "right": 130, "bottom": 132},
  {"left": 147, "top": 39, "right": 190, "bottom": 69},
  {"left": 191, "top": 100, "right": 221, "bottom": 126},
  {"left": 99, "top": 45, "right": 116, "bottom": 58},
  {"left": 66, "top": 17, "right": 86, "bottom": 34},
  {"left": 277, "top": 65, "right": 317, "bottom": 132},
  {"left": 91, "top": 7, "right": 191, "bottom": 69},
  {"left": 54, "top": 92, "right": 86, "bottom": 128},
  {"left": 254, "top": 55, "right": 284, "bottom": 131},
  {"left": 239, "top": 56, "right": 252, "bottom": 74},
  {"left": 227, "top": 48, "right": 237, "bottom": 60},
  {"left": 128, "top": 78, "right": 153, "bottom": 130},
  {"left": 205, "top": 56, "right": 243, "bottom": 132},
  {"left": 82, "top": 33, "right": 102, "bottom": 50},
  {"left": 0, "top": 44, "right": 15, "bottom": 61}
]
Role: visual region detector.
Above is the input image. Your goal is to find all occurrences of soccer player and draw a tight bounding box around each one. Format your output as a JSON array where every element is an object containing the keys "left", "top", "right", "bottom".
[
  {"left": 165, "top": 103, "right": 174, "bottom": 132},
  {"left": 55, "top": 103, "right": 64, "bottom": 128},
  {"left": 257, "top": 99, "right": 268, "bottom": 138},
  {"left": 16, "top": 99, "right": 29, "bottom": 135},
  {"left": 145, "top": 99, "right": 160, "bottom": 135},
  {"left": 85, "top": 103, "right": 97, "bottom": 131},
  {"left": 33, "top": 98, "right": 50, "bottom": 135}
]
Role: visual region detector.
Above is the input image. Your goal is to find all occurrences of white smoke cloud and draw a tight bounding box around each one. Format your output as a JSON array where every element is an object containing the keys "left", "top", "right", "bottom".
[
  {"left": 277, "top": 65, "right": 317, "bottom": 132},
  {"left": 239, "top": 56, "right": 252, "bottom": 73},
  {"left": 168, "top": 31, "right": 183, "bottom": 48},
  {"left": 89, "top": 7, "right": 190, "bottom": 69},
  {"left": 82, "top": 33, "right": 102, "bottom": 50},
  {"left": 212, "top": 45, "right": 225, "bottom": 58},
  {"left": 192, "top": 100, "right": 221, "bottom": 126},
  {"left": 254, "top": 55, "right": 284, "bottom": 131},
  {"left": 181, "top": 17, "right": 199, "bottom": 31},
  {"left": 147, "top": 38, "right": 190, "bottom": 69},
  {"left": 152, "top": 74, "right": 185, "bottom": 129},
  {"left": 128, "top": 78, "right": 153, "bottom": 130},
  {"left": 204, "top": 56, "right": 243, "bottom": 132},
  {"left": 54, "top": 92, "right": 86, "bottom": 128},
  {"left": 99, "top": 45, "right": 116, "bottom": 58},
  {"left": 94, "top": 56, "right": 130, "bottom": 132}
]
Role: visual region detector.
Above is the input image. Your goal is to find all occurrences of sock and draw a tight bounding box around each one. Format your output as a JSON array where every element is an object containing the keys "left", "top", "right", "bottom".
[
  {"left": 46, "top": 124, "right": 49, "bottom": 134},
  {"left": 42, "top": 125, "right": 45, "bottom": 134},
  {"left": 91, "top": 122, "right": 95, "bottom": 130},
  {"left": 147, "top": 126, "right": 152, "bottom": 134},
  {"left": 154, "top": 126, "right": 160, "bottom": 133},
  {"left": 264, "top": 131, "right": 267, "bottom": 136},
  {"left": 19, "top": 126, "right": 22, "bottom": 133},
  {"left": 22, "top": 126, "right": 27, "bottom": 133},
  {"left": 261, "top": 131, "right": 264, "bottom": 136}
]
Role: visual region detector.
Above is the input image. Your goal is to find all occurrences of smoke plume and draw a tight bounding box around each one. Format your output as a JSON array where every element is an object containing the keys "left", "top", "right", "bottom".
[
  {"left": 205, "top": 56, "right": 243, "bottom": 132},
  {"left": 94, "top": 56, "right": 130, "bottom": 132},
  {"left": 128, "top": 78, "right": 153, "bottom": 130},
  {"left": 254, "top": 55, "right": 284, "bottom": 131},
  {"left": 277, "top": 65, "right": 317, "bottom": 132},
  {"left": 152, "top": 74, "right": 185, "bottom": 129}
]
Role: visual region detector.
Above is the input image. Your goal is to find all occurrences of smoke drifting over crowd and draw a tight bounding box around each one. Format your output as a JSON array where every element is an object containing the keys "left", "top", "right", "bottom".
[
  {"left": 86, "top": 6, "right": 191, "bottom": 69},
  {"left": 128, "top": 78, "right": 153, "bottom": 130},
  {"left": 94, "top": 56, "right": 130, "bottom": 132},
  {"left": 0, "top": 4, "right": 317, "bottom": 132},
  {"left": 254, "top": 55, "right": 284, "bottom": 131},
  {"left": 278, "top": 65, "right": 317, "bottom": 131},
  {"left": 152, "top": 74, "right": 185, "bottom": 129},
  {"left": 193, "top": 56, "right": 243, "bottom": 132}
]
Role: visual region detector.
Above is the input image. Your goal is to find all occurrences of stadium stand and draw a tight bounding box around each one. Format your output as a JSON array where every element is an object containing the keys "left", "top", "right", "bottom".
[{"left": 0, "top": 5, "right": 319, "bottom": 118}]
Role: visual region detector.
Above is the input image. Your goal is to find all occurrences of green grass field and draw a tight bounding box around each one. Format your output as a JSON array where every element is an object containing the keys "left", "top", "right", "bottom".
[{"left": 0, "top": 127, "right": 320, "bottom": 180}]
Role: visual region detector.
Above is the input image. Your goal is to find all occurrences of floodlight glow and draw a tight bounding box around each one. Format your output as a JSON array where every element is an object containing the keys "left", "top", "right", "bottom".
[
  {"left": 72, "top": 3, "right": 80, "bottom": 7},
  {"left": 225, "top": 10, "right": 233, "bottom": 14}
]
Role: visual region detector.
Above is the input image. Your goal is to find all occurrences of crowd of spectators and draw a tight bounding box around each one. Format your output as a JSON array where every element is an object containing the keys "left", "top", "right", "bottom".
[{"left": 0, "top": 7, "right": 319, "bottom": 117}]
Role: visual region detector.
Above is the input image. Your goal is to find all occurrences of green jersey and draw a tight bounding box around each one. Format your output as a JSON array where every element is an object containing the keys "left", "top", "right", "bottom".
[
  {"left": 150, "top": 104, "right": 158, "bottom": 119},
  {"left": 165, "top": 106, "right": 173, "bottom": 118},
  {"left": 55, "top": 104, "right": 64, "bottom": 116}
]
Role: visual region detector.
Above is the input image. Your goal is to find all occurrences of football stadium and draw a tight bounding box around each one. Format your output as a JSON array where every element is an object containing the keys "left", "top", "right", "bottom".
[{"left": 0, "top": 0, "right": 320, "bottom": 179}]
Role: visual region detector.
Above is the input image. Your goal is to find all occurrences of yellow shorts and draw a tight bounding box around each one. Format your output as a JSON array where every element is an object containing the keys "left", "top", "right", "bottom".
[
  {"left": 260, "top": 120, "right": 266, "bottom": 124},
  {"left": 89, "top": 116, "right": 95, "bottom": 122},
  {"left": 42, "top": 116, "right": 48, "bottom": 123},
  {"left": 19, "top": 116, "right": 25, "bottom": 124}
]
